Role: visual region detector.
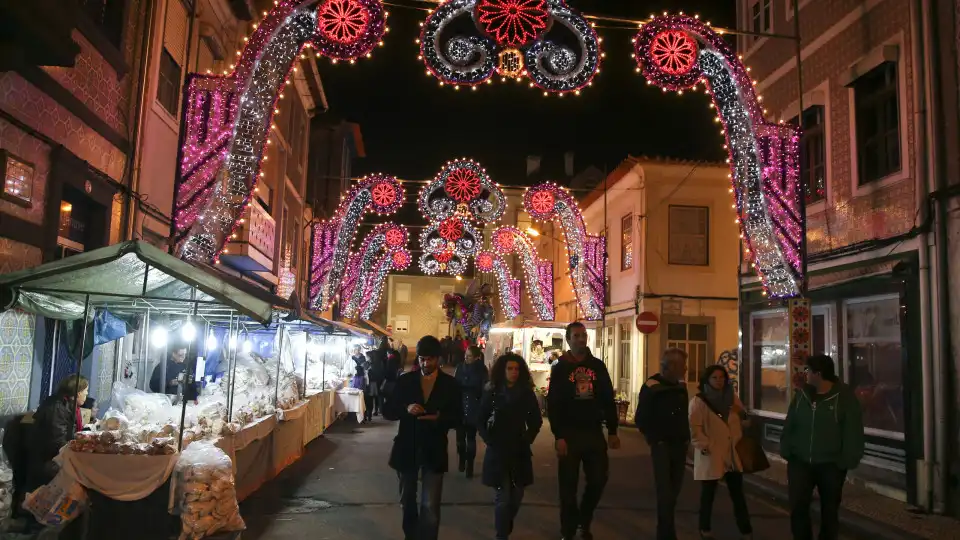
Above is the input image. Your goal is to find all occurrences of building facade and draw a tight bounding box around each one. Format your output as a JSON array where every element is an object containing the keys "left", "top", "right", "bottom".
[
  {"left": 737, "top": 0, "right": 950, "bottom": 509},
  {"left": 384, "top": 274, "right": 466, "bottom": 352}
]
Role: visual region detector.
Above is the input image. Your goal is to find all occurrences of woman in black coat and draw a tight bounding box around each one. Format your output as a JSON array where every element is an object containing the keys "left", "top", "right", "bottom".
[
  {"left": 477, "top": 353, "right": 542, "bottom": 540},
  {"left": 26, "top": 375, "right": 89, "bottom": 492},
  {"left": 454, "top": 345, "right": 488, "bottom": 478}
]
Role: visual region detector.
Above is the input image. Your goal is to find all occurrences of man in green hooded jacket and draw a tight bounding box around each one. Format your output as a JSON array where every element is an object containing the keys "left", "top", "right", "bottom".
[{"left": 780, "top": 354, "right": 864, "bottom": 540}]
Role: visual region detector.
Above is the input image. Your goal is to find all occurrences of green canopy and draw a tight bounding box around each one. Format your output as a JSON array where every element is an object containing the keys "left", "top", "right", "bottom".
[{"left": 0, "top": 240, "right": 273, "bottom": 324}]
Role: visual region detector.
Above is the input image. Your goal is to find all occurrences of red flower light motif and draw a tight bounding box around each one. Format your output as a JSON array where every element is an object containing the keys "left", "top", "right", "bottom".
[
  {"left": 649, "top": 30, "right": 698, "bottom": 76},
  {"left": 476, "top": 252, "right": 495, "bottom": 272},
  {"left": 476, "top": 0, "right": 549, "bottom": 48},
  {"left": 528, "top": 189, "right": 555, "bottom": 216},
  {"left": 384, "top": 227, "right": 406, "bottom": 248},
  {"left": 435, "top": 250, "right": 454, "bottom": 264},
  {"left": 318, "top": 0, "right": 370, "bottom": 45},
  {"left": 370, "top": 180, "right": 398, "bottom": 207},
  {"left": 444, "top": 168, "right": 483, "bottom": 202},
  {"left": 495, "top": 229, "right": 516, "bottom": 252},
  {"left": 392, "top": 250, "right": 411, "bottom": 269},
  {"left": 438, "top": 218, "right": 464, "bottom": 241}
]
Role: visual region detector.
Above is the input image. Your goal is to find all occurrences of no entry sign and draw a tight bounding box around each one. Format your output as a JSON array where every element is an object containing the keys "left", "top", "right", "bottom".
[{"left": 636, "top": 311, "right": 659, "bottom": 334}]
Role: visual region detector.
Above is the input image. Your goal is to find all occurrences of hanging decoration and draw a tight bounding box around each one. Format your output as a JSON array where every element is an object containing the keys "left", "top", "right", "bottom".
[
  {"left": 633, "top": 14, "right": 803, "bottom": 297},
  {"left": 475, "top": 250, "right": 521, "bottom": 319},
  {"left": 340, "top": 223, "right": 409, "bottom": 319},
  {"left": 277, "top": 245, "right": 296, "bottom": 299},
  {"left": 309, "top": 174, "right": 404, "bottom": 311},
  {"left": 418, "top": 218, "right": 482, "bottom": 276},
  {"left": 522, "top": 182, "right": 604, "bottom": 320},
  {"left": 491, "top": 226, "right": 555, "bottom": 320},
  {"left": 443, "top": 281, "right": 495, "bottom": 343},
  {"left": 173, "top": 0, "right": 387, "bottom": 264},
  {"left": 418, "top": 0, "right": 601, "bottom": 95}
]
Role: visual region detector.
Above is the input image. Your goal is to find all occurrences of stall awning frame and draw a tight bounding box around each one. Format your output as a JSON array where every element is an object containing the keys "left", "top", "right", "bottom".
[{"left": 0, "top": 241, "right": 274, "bottom": 324}]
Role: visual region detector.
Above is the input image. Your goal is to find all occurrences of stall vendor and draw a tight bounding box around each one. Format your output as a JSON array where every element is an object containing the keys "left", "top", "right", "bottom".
[
  {"left": 150, "top": 346, "right": 188, "bottom": 395},
  {"left": 27, "top": 375, "right": 89, "bottom": 492}
]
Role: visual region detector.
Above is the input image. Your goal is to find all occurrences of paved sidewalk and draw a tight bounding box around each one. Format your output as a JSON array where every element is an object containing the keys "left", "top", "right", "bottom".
[{"left": 240, "top": 418, "right": 848, "bottom": 540}]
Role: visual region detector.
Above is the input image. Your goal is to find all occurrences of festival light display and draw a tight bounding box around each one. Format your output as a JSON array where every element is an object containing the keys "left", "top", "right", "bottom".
[
  {"left": 523, "top": 182, "right": 604, "bottom": 320},
  {"left": 340, "top": 223, "right": 409, "bottom": 318},
  {"left": 358, "top": 247, "right": 411, "bottom": 319},
  {"left": 417, "top": 0, "right": 602, "bottom": 95},
  {"left": 633, "top": 14, "right": 803, "bottom": 297},
  {"left": 475, "top": 251, "right": 521, "bottom": 319},
  {"left": 173, "top": 0, "right": 386, "bottom": 264},
  {"left": 309, "top": 174, "right": 404, "bottom": 311},
  {"left": 491, "top": 226, "right": 555, "bottom": 320}
]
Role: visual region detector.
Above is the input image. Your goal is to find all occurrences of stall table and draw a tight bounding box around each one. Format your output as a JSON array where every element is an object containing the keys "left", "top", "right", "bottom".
[{"left": 333, "top": 389, "right": 366, "bottom": 422}]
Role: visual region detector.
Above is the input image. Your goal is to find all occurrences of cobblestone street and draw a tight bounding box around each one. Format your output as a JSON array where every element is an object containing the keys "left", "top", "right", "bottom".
[{"left": 239, "top": 418, "right": 847, "bottom": 540}]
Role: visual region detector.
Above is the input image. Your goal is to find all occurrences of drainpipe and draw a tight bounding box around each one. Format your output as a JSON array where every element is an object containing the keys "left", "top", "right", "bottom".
[
  {"left": 122, "top": 0, "right": 158, "bottom": 240},
  {"left": 919, "top": 0, "right": 949, "bottom": 514},
  {"left": 910, "top": 0, "right": 940, "bottom": 513}
]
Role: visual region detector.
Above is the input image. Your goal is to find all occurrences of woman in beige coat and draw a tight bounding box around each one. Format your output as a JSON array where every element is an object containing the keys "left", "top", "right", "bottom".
[{"left": 689, "top": 365, "right": 753, "bottom": 539}]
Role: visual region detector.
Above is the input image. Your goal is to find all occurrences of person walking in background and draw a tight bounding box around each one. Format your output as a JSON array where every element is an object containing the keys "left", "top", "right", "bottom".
[
  {"left": 635, "top": 348, "right": 690, "bottom": 540},
  {"left": 367, "top": 338, "right": 389, "bottom": 417},
  {"left": 478, "top": 353, "right": 542, "bottom": 540},
  {"left": 455, "top": 345, "right": 488, "bottom": 478},
  {"left": 383, "top": 336, "right": 462, "bottom": 540},
  {"left": 690, "top": 365, "right": 753, "bottom": 539},
  {"left": 780, "top": 355, "right": 864, "bottom": 540},
  {"left": 547, "top": 322, "right": 620, "bottom": 540}
]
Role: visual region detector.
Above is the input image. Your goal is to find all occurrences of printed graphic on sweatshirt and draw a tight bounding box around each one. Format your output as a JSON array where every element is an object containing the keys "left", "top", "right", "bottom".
[{"left": 569, "top": 366, "right": 596, "bottom": 400}]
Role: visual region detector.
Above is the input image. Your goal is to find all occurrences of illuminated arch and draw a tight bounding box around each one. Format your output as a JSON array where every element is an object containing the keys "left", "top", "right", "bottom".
[
  {"left": 309, "top": 174, "right": 403, "bottom": 311},
  {"left": 358, "top": 248, "right": 411, "bottom": 319},
  {"left": 475, "top": 251, "right": 521, "bottom": 319},
  {"left": 523, "top": 182, "right": 604, "bottom": 320},
  {"left": 491, "top": 226, "right": 555, "bottom": 321},
  {"left": 634, "top": 15, "right": 803, "bottom": 297},
  {"left": 340, "top": 223, "right": 409, "bottom": 318},
  {"left": 173, "top": 0, "right": 387, "bottom": 263}
]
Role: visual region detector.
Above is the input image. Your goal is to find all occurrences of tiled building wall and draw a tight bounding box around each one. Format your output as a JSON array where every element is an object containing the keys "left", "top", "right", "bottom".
[{"left": 0, "top": 310, "right": 36, "bottom": 416}]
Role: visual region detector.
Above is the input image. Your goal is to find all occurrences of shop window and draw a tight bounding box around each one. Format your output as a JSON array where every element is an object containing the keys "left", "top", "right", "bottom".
[
  {"left": 621, "top": 213, "right": 633, "bottom": 271},
  {"left": 668, "top": 205, "right": 709, "bottom": 266},
  {"left": 750, "top": 310, "right": 789, "bottom": 413},
  {"left": 603, "top": 326, "right": 615, "bottom": 369},
  {"left": 2, "top": 150, "right": 35, "bottom": 207},
  {"left": 666, "top": 322, "right": 709, "bottom": 383},
  {"left": 854, "top": 62, "right": 901, "bottom": 185},
  {"left": 617, "top": 319, "right": 632, "bottom": 384},
  {"left": 157, "top": 49, "right": 182, "bottom": 116},
  {"left": 789, "top": 106, "right": 826, "bottom": 204},
  {"left": 844, "top": 295, "right": 904, "bottom": 434}
]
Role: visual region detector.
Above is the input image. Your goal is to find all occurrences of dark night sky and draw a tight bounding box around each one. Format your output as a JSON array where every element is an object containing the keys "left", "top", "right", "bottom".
[{"left": 315, "top": 0, "right": 737, "bottom": 184}]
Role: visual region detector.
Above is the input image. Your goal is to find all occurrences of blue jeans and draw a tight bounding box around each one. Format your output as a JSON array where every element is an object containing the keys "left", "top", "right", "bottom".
[
  {"left": 494, "top": 475, "right": 525, "bottom": 539},
  {"left": 398, "top": 469, "right": 444, "bottom": 540}
]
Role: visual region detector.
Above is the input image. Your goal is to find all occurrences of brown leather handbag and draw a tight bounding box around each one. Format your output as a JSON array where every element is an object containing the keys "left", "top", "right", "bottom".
[{"left": 735, "top": 432, "right": 770, "bottom": 474}]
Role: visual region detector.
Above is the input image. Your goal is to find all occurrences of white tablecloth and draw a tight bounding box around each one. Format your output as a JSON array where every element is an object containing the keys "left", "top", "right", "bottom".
[{"left": 333, "top": 391, "right": 365, "bottom": 422}]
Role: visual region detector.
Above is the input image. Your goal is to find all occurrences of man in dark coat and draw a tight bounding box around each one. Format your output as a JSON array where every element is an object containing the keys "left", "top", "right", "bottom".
[
  {"left": 150, "top": 346, "right": 187, "bottom": 395},
  {"left": 383, "top": 335, "right": 462, "bottom": 540},
  {"left": 366, "top": 339, "right": 389, "bottom": 417},
  {"left": 454, "top": 345, "right": 488, "bottom": 478}
]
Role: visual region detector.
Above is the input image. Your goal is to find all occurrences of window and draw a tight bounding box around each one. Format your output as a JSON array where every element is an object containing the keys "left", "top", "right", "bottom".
[
  {"left": 666, "top": 322, "right": 709, "bottom": 383},
  {"left": 854, "top": 62, "right": 901, "bottom": 185},
  {"left": 1, "top": 150, "right": 34, "bottom": 207},
  {"left": 751, "top": 1, "right": 762, "bottom": 34},
  {"left": 393, "top": 316, "right": 410, "bottom": 333},
  {"left": 620, "top": 214, "right": 633, "bottom": 271},
  {"left": 789, "top": 106, "right": 827, "bottom": 204},
  {"left": 79, "top": 0, "right": 126, "bottom": 49},
  {"left": 157, "top": 49, "right": 182, "bottom": 115},
  {"left": 668, "top": 205, "right": 709, "bottom": 266},
  {"left": 745, "top": 0, "right": 772, "bottom": 46},
  {"left": 844, "top": 295, "right": 903, "bottom": 434},
  {"left": 618, "top": 320, "right": 632, "bottom": 390},
  {"left": 750, "top": 310, "right": 789, "bottom": 413},
  {"left": 395, "top": 282, "right": 411, "bottom": 303},
  {"left": 603, "top": 325, "right": 614, "bottom": 368},
  {"left": 197, "top": 40, "right": 215, "bottom": 73}
]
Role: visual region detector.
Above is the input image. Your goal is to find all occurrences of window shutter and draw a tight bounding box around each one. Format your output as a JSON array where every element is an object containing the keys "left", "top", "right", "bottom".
[
  {"left": 197, "top": 41, "right": 214, "bottom": 73},
  {"left": 164, "top": 0, "right": 188, "bottom": 65}
]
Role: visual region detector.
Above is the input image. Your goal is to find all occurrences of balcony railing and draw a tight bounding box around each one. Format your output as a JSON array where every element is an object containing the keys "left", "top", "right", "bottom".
[{"left": 221, "top": 197, "right": 276, "bottom": 273}]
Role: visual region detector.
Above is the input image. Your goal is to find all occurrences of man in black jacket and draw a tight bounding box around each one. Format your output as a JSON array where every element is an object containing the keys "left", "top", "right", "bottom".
[
  {"left": 635, "top": 347, "right": 691, "bottom": 540},
  {"left": 547, "top": 322, "right": 620, "bottom": 540},
  {"left": 383, "top": 335, "right": 462, "bottom": 540}
]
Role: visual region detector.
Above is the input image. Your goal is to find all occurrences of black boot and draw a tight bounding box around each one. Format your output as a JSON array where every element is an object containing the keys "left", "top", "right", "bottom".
[{"left": 465, "top": 461, "right": 474, "bottom": 479}]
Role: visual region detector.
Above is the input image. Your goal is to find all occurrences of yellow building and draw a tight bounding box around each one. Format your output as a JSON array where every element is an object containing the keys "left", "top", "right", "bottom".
[{"left": 540, "top": 156, "right": 740, "bottom": 413}]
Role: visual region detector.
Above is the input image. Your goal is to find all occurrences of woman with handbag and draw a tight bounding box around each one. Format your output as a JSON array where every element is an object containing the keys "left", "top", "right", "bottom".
[
  {"left": 689, "top": 365, "right": 753, "bottom": 539},
  {"left": 477, "top": 353, "right": 542, "bottom": 540}
]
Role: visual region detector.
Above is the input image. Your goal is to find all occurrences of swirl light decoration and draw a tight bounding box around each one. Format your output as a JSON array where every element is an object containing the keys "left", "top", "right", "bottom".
[
  {"left": 340, "top": 223, "right": 409, "bottom": 318},
  {"left": 491, "top": 226, "right": 555, "bottom": 320},
  {"left": 523, "top": 182, "right": 604, "bottom": 320},
  {"left": 173, "top": 0, "right": 387, "bottom": 263},
  {"left": 475, "top": 251, "right": 521, "bottom": 319},
  {"left": 417, "top": 0, "right": 601, "bottom": 95},
  {"left": 633, "top": 14, "right": 803, "bottom": 297},
  {"left": 309, "top": 174, "right": 404, "bottom": 311}
]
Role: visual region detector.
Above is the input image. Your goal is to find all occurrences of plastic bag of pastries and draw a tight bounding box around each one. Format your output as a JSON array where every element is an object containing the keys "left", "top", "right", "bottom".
[{"left": 175, "top": 441, "right": 245, "bottom": 539}]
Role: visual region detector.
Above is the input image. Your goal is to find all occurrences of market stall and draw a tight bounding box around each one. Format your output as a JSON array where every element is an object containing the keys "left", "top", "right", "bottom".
[{"left": 486, "top": 322, "right": 599, "bottom": 390}]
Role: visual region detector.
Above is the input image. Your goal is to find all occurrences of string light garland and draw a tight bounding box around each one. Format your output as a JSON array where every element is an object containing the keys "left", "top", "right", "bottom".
[
  {"left": 491, "top": 226, "right": 555, "bottom": 320},
  {"left": 417, "top": 0, "right": 601, "bottom": 95},
  {"left": 341, "top": 223, "right": 409, "bottom": 318},
  {"left": 633, "top": 14, "right": 802, "bottom": 297},
  {"left": 309, "top": 174, "right": 404, "bottom": 310},
  {"left": 522, "top": 182, "right": 604, "bottom": 319},
  {"left": 475, "top": 250, "right": 521, "bottom": 319},
  {"left": 358, "top": 247, "right": 412, "bottom": 319}
]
